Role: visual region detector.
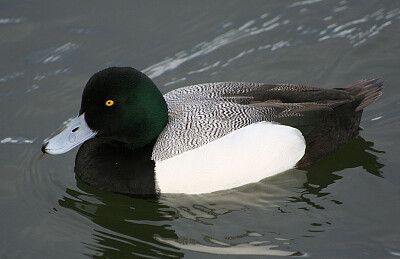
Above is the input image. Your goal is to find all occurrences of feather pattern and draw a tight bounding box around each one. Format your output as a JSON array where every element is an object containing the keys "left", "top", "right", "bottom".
[
  {"left": 152, "top": 79, "right": 382, "bottom": 162},
  {"left": 153, "top": 82, "right": 305, "bottom": 161}
]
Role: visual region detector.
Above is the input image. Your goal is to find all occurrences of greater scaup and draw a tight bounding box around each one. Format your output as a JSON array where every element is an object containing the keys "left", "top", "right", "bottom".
[{"left": 42, "top": 67, "right": 383, "bottom": 196}]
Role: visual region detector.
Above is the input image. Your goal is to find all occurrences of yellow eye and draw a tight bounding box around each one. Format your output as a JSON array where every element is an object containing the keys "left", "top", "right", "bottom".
[{"left": 105, "top": 100, "right": 114, "bottom": 106}]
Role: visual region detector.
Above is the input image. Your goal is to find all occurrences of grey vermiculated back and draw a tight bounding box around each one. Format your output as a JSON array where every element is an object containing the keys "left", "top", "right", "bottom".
[
  {"left": 151, "top": 79, "right": 383, "bottom": 161},
  {"left": 151, "top": 82, "right": 304, "bottom": 161}
]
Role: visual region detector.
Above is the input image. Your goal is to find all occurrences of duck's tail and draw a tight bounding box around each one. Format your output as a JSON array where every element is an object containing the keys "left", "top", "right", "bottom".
[{"left": 345, "top": 79, "right": 383, "bottom": 111}]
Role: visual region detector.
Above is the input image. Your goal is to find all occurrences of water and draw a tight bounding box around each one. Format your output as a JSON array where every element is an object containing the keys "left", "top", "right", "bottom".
[{"left": 1, "top": 0, "right": 400, "bottom": 257}]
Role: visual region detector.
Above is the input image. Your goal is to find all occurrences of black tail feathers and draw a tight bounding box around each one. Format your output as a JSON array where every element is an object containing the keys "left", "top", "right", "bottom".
[{"left": 345, "top": 79, "right": 383, "bottom": 111}]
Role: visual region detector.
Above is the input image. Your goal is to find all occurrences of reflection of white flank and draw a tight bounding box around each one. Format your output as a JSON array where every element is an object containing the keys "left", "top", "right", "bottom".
[{"left": 155, "top": 236, "right": 299, "bottom": 256}]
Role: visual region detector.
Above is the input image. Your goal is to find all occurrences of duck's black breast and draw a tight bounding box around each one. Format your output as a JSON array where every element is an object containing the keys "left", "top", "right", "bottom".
[{"left": 74, "top": 138, "right": 157, "bottom": 197}]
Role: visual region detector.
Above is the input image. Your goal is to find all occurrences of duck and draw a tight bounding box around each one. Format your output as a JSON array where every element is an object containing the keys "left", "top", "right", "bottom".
[{"left": 42, "top": 67, "right": 383, "bottom": 196}]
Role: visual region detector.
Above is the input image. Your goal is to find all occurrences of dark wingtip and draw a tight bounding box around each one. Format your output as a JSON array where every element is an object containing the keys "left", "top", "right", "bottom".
[{"left": 345, "top": 79, "right": 384, "bottom": 111}]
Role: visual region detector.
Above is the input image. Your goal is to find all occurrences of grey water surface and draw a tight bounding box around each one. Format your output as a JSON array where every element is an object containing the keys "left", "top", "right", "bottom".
[{"left": 1, "top": 0, "right": 400, "bottom": 258}]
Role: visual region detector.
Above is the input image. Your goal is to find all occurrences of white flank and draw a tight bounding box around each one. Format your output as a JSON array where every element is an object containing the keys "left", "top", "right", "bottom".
[{"left": 155, "top": 122, "right": 306, "bottom": 194}]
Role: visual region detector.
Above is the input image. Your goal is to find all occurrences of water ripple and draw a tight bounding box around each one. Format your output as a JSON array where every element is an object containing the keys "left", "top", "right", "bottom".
[
  {"left": 0, "top": 68, "right": 70, "bottom": 96},
  {"left": 318, "top": 8, "right": 399, "bottom": 46},
  {"left": 187, "top": 61, "right": 221, "bottom": 75},
  {"left": 155, "top": 235, "right": 303, "bottom": 256},
  {"left": 142, "top": 5, "right": 399, "bottom": 84},
  {"left": 0, "top": 72, "right": 24, "bottom": 82},
  {"left": 33, "top": 68, "right": 70, "bottom": 81},
  {"left": 29, "top": 42, "right": 79, "bottom": 64},
  {"left": 0, "top": 17, "right": 28, "bottom": 24},
  {"left": 0, "top": 136, "right": 36, "bottom": 144},
  {"left": 289, "top": 0, "right": 324, "bottom": 8},
  {"left": 142, "top": 13, "right": 283, "bottom": 79}
]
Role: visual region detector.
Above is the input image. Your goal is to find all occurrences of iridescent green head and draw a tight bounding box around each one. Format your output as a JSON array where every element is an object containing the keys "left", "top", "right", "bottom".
[{"left": 43, "top": 67, "right": 168, "bottom": 154}]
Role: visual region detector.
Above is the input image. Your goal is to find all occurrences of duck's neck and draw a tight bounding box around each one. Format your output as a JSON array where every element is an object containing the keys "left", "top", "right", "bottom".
[{"left": 74, "top": 137, "right": 158, "bottom": 197}]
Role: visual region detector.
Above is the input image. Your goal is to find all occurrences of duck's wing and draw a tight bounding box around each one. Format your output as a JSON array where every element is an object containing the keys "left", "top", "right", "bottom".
[
  {"left": 153, "top": 80, "right": 382, "bottom": 163},
  {"left": 222, "top": 83, "right": 352, "bottom": 136},
  {"left": 154, "top": 82, "right": 276, "bottom": 161},
  {"left": 222, "top": 80, "right": 383, "bottom": 167}
]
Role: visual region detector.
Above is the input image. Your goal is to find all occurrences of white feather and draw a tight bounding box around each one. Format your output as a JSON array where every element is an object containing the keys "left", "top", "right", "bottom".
[{"left": 155, "top": 122, "right": 306, "bottom": 194}]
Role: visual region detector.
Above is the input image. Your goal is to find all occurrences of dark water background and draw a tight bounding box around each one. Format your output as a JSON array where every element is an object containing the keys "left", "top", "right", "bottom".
[{"left": 1, "top": 0, "right": 400, "bottom": 257}]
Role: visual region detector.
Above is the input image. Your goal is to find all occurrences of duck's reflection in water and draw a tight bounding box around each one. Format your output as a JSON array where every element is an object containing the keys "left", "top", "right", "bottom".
[
  {"left": 59, "top": 135, "right": 383, "bottom": 257},
  {"left": 290, "top": 135, "right": 384, "bottom": 209},
  {"left": 58, "top": 180, "right": 183, "bottom": 258}
]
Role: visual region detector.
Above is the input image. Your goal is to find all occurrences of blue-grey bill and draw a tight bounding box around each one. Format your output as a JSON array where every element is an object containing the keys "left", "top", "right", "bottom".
[{"left": 43, "top": 114, "right": 97, "bottom": 155}]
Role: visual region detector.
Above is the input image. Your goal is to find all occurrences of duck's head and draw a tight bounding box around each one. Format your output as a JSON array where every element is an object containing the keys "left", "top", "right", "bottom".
[{"left": 42, "top": 67, "right": 168, "bottom": 154}]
